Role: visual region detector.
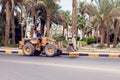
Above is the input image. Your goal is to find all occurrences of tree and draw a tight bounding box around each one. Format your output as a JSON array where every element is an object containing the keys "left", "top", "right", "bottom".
[
  {"left": 89, "top": 15, "right": 100, "bottom": 43},
  {"left": 72, "top": 0, "right": 77, "bottom": 47},
  {"left": 77, "top": 14, "right": 87, "bottom": 39},
  {"left": 85, "top": 0, "right": 120, "bottom": 47},
  {"left": 4, "top": 1, "right": 11, "bottom": 46},
  {"left": 78, "top": 1, "right": 86, "bottom": 16},
  {"left": 62, "top": 10, "right": 71, "bottom": 40},
  {"left": 113, "top": 19, "right": 120, "bottom": 48},
  {"left": 21, "top": 0, "right": 39, "bottom": 21},
  {"left": 1, "top": 0, "right": 19, "bottom": 45},
  {"left": 112, "top": 0, "right": 120, "bottom": 48},
  {"left": 54, "top": 10, "right": 71, "bottom": 39},
  {"left": 43, "top": 0, "right": 60, "bottom": 36},
  {"left": 11, "top": 0, "right": 15, "bottom": 44}
]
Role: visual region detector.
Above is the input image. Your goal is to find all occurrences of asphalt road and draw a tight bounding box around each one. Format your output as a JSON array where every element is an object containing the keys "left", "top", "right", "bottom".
[{"left": 0, "top": 53, "right": 120, "bottom": 80}]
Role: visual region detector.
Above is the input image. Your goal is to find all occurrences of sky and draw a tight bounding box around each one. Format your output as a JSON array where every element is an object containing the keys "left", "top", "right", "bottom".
[
  {"left": 59, "top": 0, "right": 72, "bottom": 12},
  {"left": 59, "top": 0, "right": 90, "bottom": 12}
]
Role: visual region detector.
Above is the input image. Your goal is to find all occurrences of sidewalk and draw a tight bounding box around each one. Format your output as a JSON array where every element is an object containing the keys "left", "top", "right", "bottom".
[
  {"left": 79, "top": 47, "right": 120, "bottom": 54},
  {"left": 0, "top": 47, "right": 21, "bottom": 51}
]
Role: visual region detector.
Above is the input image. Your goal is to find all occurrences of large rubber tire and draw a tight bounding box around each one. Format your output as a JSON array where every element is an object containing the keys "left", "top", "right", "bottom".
[
  {"left": 23, "top": 43, "right": 35, "bottom": 56},
  {"left": 44, "top": 44, "right": 57, "bottom": 57}
]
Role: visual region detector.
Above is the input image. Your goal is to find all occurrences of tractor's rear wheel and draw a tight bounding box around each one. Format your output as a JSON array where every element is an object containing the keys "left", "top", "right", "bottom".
[
  {"left": 44, "top": 44, "right": 57, "bottom": 57},
  {"left": 23, "top": 43, "right": 35, "bottom": 56}
]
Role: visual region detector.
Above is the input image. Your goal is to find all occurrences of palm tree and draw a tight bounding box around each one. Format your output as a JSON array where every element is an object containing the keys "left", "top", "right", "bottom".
[
  {"left": 36, "top": 1, "right": 46, "bottom": 35},
  {"left": 15, "top": 0, "right": 45, "bottom": 38},
  {"left": 77, "top": 14, "right": 87, "bottom": 39},
  {"left": 72, "top": 0, "right": 77, "bottom": 47},
  {"left": 62, "top": 11, "right": 71, "bottom": 40},
  {"left": 89, "top": 15, "right": 100, "bottom": 43},
  {"left": 78, "top": 1, "right": 86, "bottom": 16},
  {"left": 22, "top": 0, "right": 39, "bottom": 20},
  {"left": 4, "top": 1, "right": 11, "bottom": 46},
  {"left": 112, "top": 0, "right": 120, "bottom": 48},
  {"left": 11, "top": 0, "right": 16, "bottom": 44},
  {"left": 10, "top": 0, "right": 23, "bottom": 44},
  {"left": 85, "top": 0, "right": 120, "bottom": 47},
  {"left": 113, "top": 19, "right": 120, "bottom": 48},
  {"left": 0, "top": 0, "right": 18, "bottom": 45},
  {"left": 54, "top": 10, "right": 71, "bottom": 39},
  {"left": 43, "top": 0, "right": 60, "bottom": 36}
]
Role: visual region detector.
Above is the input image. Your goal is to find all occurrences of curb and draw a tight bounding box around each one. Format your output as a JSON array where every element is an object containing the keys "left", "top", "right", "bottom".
[
  {"left": 0, "top": 50, "right": 23, "bottom": 55},
  {"left": 62, "top": 52, "right": 120, "bottom": 58},
  {"left": 0, "top": 49, "right": 120, "bottom": 58}
]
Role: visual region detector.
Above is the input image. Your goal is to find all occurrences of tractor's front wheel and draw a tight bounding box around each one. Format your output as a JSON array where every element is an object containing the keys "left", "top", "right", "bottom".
[
  {"left": 44, "top": 44, "right": 57, "bottom": 57},
  {"left": 23, "top": 43, "right": 35, "bottom": 56}
]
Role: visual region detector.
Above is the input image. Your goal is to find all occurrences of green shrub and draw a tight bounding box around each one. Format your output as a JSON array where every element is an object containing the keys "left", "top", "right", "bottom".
[
  {"left": 52, "top": 34, "right": 68, "bottom": 48},
  {"left": 62, "top": 40, "right": 71, "bottom": 48},
  {"left": 80, "top": 41, "right": 87, "bottom": 47},
  {"left": 86, "top": 37, "right": 95, "bottom": 44},
  {"left": 52, "top": 34, "right": 65, "bottom": 42}
]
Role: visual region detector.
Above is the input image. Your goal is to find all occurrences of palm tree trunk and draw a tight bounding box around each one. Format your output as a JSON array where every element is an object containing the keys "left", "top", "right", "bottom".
[
  {"left": 100, "top": 22, "right": 105, "bottom": 47},
  {"left": 72, "top": 0, "right": 77, "bottom": 37},
  {"left": 72, "top": 0, "right": 77, "bottom": 49},
  {"left": 4, "top": 1, "right": 11, "bottom": 46},
  {"left": 11, "top": 9, "right": 15, "bottom": 44},
  {"left": 66, "top": 26, "right": 68, "bottom": 40},
  {"left": 46, "top": 9, "right": 51, "bottom": 36},
  {"left": 94, "top": 27, "right": 98, "bottom": 43},
  {"left": 106, "top": 26, "right": 110, "bottom": 47},
  {"left": 113, "top": 19, "right": 120, "bottom": 48}
]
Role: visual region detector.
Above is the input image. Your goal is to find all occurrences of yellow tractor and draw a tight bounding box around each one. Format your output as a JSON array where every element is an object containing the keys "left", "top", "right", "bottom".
[{"left": 19, "top": 17, "right": 62, "bottom": 57}]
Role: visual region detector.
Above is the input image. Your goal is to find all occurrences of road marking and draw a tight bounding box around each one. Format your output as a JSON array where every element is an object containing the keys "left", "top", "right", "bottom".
[
  {"left": 69, "top": 52, "right": 79, "bottom": 57},
  {"left": 0, "top": 59, "right": 120, "bottom": 73},
  {"left": 88, "top": 53, "right": 99, "bottom": 57},
  {"left": 109, "top": 54, "right": 119, "bottom": 58},
  {"left": 18, "top": 51, "right": 23, "bottom": 55},
  {"left": 5, "top": 50, "right": 12, "bottom": 54}
]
